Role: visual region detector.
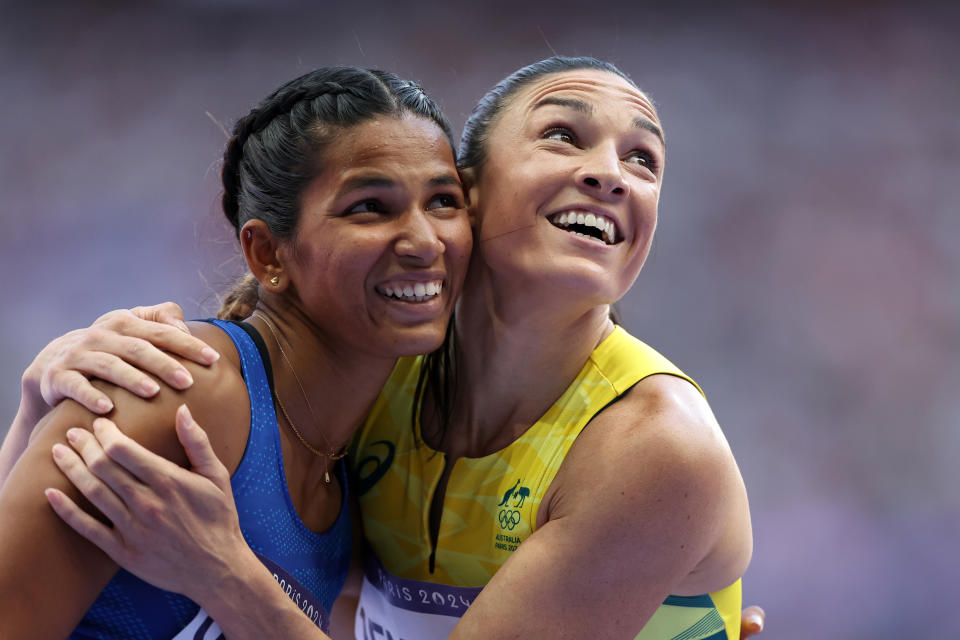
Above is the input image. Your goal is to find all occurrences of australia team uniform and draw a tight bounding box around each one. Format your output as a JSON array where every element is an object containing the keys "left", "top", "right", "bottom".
[
  {"left": 72, "top": 320, "right": 350, "bottom": 639},
  {"left": 351, "top": 326, "right": 742, "bottom": 640}
]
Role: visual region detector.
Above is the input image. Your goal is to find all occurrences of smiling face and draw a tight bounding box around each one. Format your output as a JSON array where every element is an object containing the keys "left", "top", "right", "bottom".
[
  {"left": 467, "top": 69, "right": 665, "bottom": 308},
  {"left": 280, "top": 113, "right": 472, "bottom": 358}
]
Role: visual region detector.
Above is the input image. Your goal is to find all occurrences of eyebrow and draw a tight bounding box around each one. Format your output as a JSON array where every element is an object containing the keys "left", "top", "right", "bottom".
[
  {"left": 532, "top": 96, "right": 665, "bottom": 146},
  {"left": 337, "top": 173, "right": 461, "bottom": 199},
  {"left": 633, "top": 117, "right": 665, "bottom": 146},
  {"left": 337, "top": 176, "right": 395, "bottom": 197},
  {"left": 427, "top": 174, "right": 462, "bottom": 188}
]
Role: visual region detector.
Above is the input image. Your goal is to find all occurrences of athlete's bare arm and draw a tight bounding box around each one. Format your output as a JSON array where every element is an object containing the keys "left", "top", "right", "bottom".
[
  {"left": 448, "top": 373, "right": 752, "bottom": 639},
  {"left": 0, "top": 321, "right": 244, "bottom": 638}
]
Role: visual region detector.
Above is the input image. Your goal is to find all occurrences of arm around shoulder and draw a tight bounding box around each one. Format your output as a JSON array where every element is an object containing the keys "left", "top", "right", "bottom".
[{"left": 0, "top": 322, "right": 247, "bottom": 638}]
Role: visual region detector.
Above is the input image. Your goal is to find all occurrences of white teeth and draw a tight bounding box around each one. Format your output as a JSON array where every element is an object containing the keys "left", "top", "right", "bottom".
[
  {"left": 574, "top": 231, "right": 604, "bottom": 244},
  {"left": 379, "top": 280, "right": 443, "bottom": 302},
  {"left": 548, "top": 210, "right": 618, "bottom": 245}
]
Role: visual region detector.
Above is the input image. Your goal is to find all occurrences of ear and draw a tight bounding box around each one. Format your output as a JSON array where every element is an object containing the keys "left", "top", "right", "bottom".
[
  {"left": 459, "top": 167, "right": 480, "bottom": 227},
  {"left": 240, "top": 219, "right": 289, "bottom": 292}
]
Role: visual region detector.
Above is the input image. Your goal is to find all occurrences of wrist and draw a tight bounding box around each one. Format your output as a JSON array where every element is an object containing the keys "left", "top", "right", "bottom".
[
  {"left": 183, "top": 546, "right": 328, "bottom": 639},
  {"left": 198, "top": 550, "right": 307, "bottom": 639},
  {"left": 191, "top": 547, "right": 270, "bottom": 621},
  {"left": 18, "top": 369, "right": 49, "bottom": 428}
]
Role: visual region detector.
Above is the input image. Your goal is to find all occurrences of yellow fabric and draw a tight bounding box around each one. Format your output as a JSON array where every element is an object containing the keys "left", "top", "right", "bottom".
[
  {"left": 710, "top": 578, "right": 743, "bottom": 640},
  {"left": 352, "top": 326, "right": 740, "bottom": 639}
]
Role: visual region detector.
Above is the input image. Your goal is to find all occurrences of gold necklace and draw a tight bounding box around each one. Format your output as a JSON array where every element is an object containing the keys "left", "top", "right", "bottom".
[{"left": 252, "top": 311, "right": 347, "bottom": 483}]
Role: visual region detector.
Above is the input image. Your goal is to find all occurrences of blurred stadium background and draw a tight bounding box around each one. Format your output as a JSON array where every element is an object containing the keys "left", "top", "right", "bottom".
[{"left": 2, "top": 2, "right": 958, "bottom": 637}]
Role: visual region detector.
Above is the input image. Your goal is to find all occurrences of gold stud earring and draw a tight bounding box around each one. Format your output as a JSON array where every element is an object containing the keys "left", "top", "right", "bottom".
[{"left": 269, "top": 275, "right": 280, "bottom": 287}]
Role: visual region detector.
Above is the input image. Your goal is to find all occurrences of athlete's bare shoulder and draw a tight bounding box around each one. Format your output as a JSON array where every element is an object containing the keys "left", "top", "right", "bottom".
[
  {"left": 70, "top": 319, "right": 250, "bottom": 473},
  {"left": 544, "top": 373, "right": 752, "bottom": 593}
]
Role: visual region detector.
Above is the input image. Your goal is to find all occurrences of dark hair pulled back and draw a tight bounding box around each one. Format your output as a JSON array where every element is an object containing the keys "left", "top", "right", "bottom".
[
  {"left": 416, "top": 57, "right": 643, "bottom": 449},
  {"left": 217, "top": 67, "right": 454, "bottom": 320},
  {"left": 457, "top": 56, "right": 639, "bottom": 173}
]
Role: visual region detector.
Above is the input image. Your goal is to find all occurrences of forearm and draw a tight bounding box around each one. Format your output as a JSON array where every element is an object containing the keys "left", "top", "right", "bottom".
[
  {"left": 199, "top": 549, "right": 333, "bottom": 640},
  {"left": 0, "top": 409, "right": 120, "bottom": 638},
  {"left": 2, "top": 353, "right": 68, "bottom": 485}
]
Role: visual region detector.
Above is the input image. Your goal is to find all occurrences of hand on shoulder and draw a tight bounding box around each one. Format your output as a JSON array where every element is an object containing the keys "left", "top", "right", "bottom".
[{"left": 0, "top": 320, "right": 246, "bottom": 638}]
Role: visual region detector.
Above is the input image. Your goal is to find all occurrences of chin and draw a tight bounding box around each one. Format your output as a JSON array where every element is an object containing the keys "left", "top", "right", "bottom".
[
  {"left": 381, "top": 324, "right": 450, "bottom": 358},
  {"left": 535, "top": 263, "right": 629, "bottom": 302}
]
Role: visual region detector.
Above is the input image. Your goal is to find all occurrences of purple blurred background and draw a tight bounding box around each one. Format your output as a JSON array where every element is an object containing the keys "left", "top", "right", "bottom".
[{"left": 2, "top": 1, "right": 958, "bottom": 637}]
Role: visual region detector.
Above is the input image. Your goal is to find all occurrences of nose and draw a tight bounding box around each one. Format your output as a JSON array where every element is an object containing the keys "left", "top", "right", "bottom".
[
  {"left": 576, "top": 144, "right": 629, "bottom": 200},
  {"left": 394, "top": 208, "right": 445, "bottom": 263}
]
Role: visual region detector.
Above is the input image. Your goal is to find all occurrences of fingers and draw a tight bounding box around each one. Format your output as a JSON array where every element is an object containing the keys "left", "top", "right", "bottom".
[
  {"left": 87, "top": 418, "right": 177, "bottom": 490},
  {"left": 175, "top": 405, "right": 231, "bottom": 493},
  {"left": 740, "top": 605, "right": 765, "bottom": 638},
  {"left": 129, "top": 301, "right": 189, "bottom": 332},
  {"left": 94, "top": 309, "right": 220, "bottom": 369},
  {"left": 41, "top": 333, "right": 164, "bottom": 400},
  {"left": 44, "top": 370, "right": 116, "bottom": 414},
  {"left": 36, "top": 307, "right": 223, "bottom": 412},
  {"left": 51, "top": 436, "right": 131, "bottom": 526},
  {"left": 71, "top": 330, "right": 185, "bottom": 393},
  {"left": 44, "top": 487, "right": 123, "bottom": 559}
]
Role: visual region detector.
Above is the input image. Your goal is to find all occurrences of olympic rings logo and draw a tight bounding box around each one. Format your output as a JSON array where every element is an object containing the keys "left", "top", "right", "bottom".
[{"left": 498, "top": 509, "right": 521, "bottom": 530}]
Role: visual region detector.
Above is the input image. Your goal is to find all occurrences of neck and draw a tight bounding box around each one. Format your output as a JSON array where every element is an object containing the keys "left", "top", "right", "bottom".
[
  {"left": 248, "top": 302, "right": 397, "bottom": 458},
  {"left": 433, "top": 266, "right": 615, "bottom": 458}
]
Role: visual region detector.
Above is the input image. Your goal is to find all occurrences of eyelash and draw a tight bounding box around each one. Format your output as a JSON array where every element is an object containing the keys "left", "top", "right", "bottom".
[
  {"left": 427, "top": 193, "right": 461, "bottom": 209},
  {"left": 541, "top": 125, "right": 657, "bottom": 172},
  {"left": 343, "top": 192, "right": 462, "bottom": 217},
  {"left": 543, "top": 126, "right": 578, "bottom": 146},
  {"left": 626, "top": 150, "right": 656, "bottom": 170},
  {"left": 343, "top": 199, "right": 385, "bottom": 216}
]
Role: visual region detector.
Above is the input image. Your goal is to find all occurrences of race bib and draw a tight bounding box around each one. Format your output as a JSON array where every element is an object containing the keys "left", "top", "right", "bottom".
[{"left": 354, "top": 552, "right": 482, "bottom": 640}]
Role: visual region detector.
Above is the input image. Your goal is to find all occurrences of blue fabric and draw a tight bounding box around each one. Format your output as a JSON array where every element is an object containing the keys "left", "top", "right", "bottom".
[{"left": 72, "top": 319, "right": 351, "bottom": 638}]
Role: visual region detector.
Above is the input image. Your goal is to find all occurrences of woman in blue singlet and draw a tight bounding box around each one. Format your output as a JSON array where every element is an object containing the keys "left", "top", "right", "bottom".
[{"left": 0, "top": 66, "right": 472, "bottom": 639}]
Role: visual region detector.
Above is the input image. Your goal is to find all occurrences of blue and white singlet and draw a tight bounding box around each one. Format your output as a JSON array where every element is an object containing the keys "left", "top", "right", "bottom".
[{"left": 71, "top": 319, "right": 351, "bottom": 639}]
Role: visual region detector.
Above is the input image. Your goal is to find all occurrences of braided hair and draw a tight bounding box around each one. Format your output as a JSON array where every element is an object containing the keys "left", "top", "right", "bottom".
[{"left": 216, "top": 67, "right": 454, "bottom": 320}]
